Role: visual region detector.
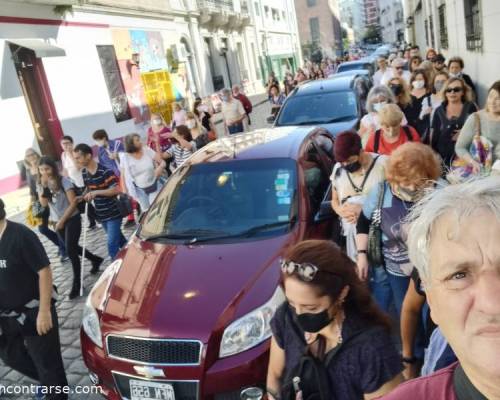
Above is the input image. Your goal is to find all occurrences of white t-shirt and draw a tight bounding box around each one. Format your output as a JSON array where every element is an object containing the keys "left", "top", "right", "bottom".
[
  {"left": 221, "top": 99, "right": 245, "bottom": 125},
  {"left": 61, "top": 151, "right": 84, "bottom": 187},
  {"left": 373, "top": 68, "right": 391, "bottom": 86},
  {"left": 122, "top": 147, "right": 157, "bottom": 189}
]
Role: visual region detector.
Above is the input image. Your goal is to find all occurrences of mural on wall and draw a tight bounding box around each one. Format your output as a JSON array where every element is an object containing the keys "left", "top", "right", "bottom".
[{"left": 110, "top": 28, "right": 189, "bottom": 125}]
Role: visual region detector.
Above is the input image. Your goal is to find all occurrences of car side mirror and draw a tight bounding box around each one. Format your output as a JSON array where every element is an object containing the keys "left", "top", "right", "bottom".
[{"left": 314, "top": 200, "right": 336, "bottom": 223}]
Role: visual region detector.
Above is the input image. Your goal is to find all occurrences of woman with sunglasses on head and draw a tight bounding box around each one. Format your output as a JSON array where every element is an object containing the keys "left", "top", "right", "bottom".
[
  {"left": 430, "top": 77, "right": 477, "bottom": 168},
  {"left": 37, "top": 157, "right": 103, "bottom": 299},
  {"left": 24, "top": 148, "right": 67, "bottom": 261},
  {"left": 267, "top": 240, "right": 404, "bottom": 400}
]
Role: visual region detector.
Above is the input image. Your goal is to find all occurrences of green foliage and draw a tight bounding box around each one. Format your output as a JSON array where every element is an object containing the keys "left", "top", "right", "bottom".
[{"left": 53, "top": 5, "right": 74, "bottom": 18}]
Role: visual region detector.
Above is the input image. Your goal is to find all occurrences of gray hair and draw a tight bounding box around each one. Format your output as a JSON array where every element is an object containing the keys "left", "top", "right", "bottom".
[
  {"left": 407, "top": 176, "right": 500, "bottom": 285},
  {"left": 366, "top": 85, "right": 397, "bottom": 113}
]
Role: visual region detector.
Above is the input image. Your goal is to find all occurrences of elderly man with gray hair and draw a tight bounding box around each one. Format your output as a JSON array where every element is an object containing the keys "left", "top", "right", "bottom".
[
  {"left": 220, "top": 88, "right": 246, "bottom": 135},
  {"left": 381, "top": 176, "right": 500, "bottom": 399}
]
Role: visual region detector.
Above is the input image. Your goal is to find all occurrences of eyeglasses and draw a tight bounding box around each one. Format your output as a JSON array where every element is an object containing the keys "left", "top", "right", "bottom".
[
  {"left": 446, "top": 87, "right": 463, "bottom": 93},
  {"left": 280, "top": 259, "right": 319, "bottom": 282}
]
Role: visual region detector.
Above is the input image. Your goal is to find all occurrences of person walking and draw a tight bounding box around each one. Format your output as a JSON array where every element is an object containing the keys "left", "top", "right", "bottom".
[
  {"left": 37, "top": 157, "right": 103, "bottom": 299},
  {"left": 120, "top": 134, "right": 165, "bottom": 211},
  {"left": 447, "top": 56, "right": 476, "bottom": 99},
  {"left": 373, "top": 57, "right": 391, "bottom": 86},
  {"left": 171, "top": 102, "right": 187, "bottom": 130},
  {"left": 24, "top": 148, "right": 67, "bottom": 261},
  {"left": 0, "top": 198, "right": 68, "bottom": 399},
  {"left": 232, "top": 84, "right": 253, "bottom": 126},
  {"left": 430, "top": 77, "right": 477, "bottom": 168},
  {"left": 146, "top": 113, "right": 172, "bottom": 153},
  {"left": 162, "top": 125, "right": 198, "bottom": 169},
  {"left": 186, "top": 112, "right": 210, "bottom": 149},
  {"left": 60, "top": 135, "right": 97, "bottom": 229},
  {"left": 221, "top": 88, "right": 246, "bottom": 135},
  {"left": 193, "top": 97, "right": 215, "bottom": 134},
  {"left": 269, "top": 84, "right": 286, "bottom": 118},
  {"left": 93, "top": 129, "right": 136, "bottom": 226},
  {"left": 409, "top": 69, "right": 432, "bottom": 137},
  {"left": 73, "top": 143, "right": 127, "bottom": 260}
]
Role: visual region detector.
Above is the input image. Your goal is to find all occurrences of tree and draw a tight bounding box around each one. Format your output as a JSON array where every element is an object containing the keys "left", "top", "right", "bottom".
[{"left": 363, "top": 24, "right": 382, "bottom": 44}]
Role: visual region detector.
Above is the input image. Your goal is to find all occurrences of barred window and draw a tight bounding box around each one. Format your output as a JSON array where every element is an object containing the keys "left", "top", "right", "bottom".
[
  {"left": 464, "top": 0, "right": 482, "bottom": 51},
  {"left": 438, "top": 5, "right": 448, "bottom": 49},
  {"left": 429, "top": 15, "right": 435, "bottom": 48}
]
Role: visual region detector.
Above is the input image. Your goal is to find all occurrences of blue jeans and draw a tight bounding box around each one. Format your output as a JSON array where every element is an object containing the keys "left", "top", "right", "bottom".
[
  {"left": 369, "top": 267, "right": 410, "bottom": 318},
  {"left": 228, "top": 122, "right": 244, "bottom": 134},
  {"left": 38, "top": 221, "right": 66, "bottom": 257},
  {"left": 101, "top": 218, "right": 127, "bottom": 259}
]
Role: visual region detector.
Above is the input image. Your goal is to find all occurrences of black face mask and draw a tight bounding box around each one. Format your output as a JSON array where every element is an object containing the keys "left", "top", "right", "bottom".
[
  {"left": 343, "top": 161, "right": 361, "bottom": 173},
  {"left": 293, "top": 307, "right": 333, "bottom": 333},
  {"left": 390, "top": 84, "right": 403, "bottom": 96}
]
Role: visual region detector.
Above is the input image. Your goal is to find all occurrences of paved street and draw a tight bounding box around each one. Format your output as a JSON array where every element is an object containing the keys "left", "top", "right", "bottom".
[{"left": 0, "top": 97, "right": 272, "bottom": 400}]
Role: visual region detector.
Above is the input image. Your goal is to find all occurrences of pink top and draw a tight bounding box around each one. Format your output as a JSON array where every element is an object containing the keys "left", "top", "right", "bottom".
[
  {"left": 147, "top": 126, "right": 172, "bottom": 152},
  {"left": 172, "top": 109, "right": 187, "bottom": 128},
  {"left": 379, "top": 362, "right": 458, "bottom": 400}
]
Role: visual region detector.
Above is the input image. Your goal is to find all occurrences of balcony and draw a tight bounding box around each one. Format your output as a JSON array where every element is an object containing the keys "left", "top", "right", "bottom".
[{"left": 197, "top": 0, "right": 236, "bottom": 27}]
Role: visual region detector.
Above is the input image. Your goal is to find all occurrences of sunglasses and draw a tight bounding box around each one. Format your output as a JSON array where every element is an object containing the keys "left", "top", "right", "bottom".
[
  {"left": 446, "top": 87, "right": 463, "bottom": 93},
  {"left": 280, "top": 260, "right": 319, "bottom": 282},
  {"left": 395, "top": 66, "right": 404, "bottom": 70}
]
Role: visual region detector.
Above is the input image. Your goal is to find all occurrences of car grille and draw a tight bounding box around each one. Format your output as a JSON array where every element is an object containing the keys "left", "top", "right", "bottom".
[
  {"left": 113, "top": 372, "right": 198, "bottom": 400},
  {"left": 106, "top": 335, "right": 202, "bottom": 365}
]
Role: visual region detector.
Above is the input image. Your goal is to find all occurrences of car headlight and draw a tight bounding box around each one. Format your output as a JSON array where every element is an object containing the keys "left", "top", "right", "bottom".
[
  {"left": 219, "top": 286, "right": 285, "bottom": 358},
  {"left": 82, "top": 259, "right": 123, "bottom": 348}
]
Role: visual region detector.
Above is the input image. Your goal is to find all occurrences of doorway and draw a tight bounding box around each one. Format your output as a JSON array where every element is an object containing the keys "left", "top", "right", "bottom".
[{"left": 9, "top": 44, "right": 63, "bottom": 160}]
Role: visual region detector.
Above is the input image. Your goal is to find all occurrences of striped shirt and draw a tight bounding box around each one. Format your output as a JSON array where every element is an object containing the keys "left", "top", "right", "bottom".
[
  {"left": 165, "top": 142, "right": 197, "bottom": 168},
  {"left": 81, "top": 163, "right": 121, "bottom": 222}
]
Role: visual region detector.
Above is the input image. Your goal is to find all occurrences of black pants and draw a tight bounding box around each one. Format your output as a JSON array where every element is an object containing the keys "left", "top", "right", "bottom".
[
  {"left": 57, "top": 214, "right": 101, "bottom": 285},
  {"left": 0, "top": 306, "right": 68, "bottom": 399}
]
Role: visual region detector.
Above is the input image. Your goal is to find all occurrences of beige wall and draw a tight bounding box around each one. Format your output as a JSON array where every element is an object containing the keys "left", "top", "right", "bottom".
[{"left": 84, "top": 0, "right": 171, "bottom": 13}]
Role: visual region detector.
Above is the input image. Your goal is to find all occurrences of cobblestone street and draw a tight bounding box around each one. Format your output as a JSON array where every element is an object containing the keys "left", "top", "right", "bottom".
[{"left": 0, "top": 97, "right": 272, "bottom": 400}]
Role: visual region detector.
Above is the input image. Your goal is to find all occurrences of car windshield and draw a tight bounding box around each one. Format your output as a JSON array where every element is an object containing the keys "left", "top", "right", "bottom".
[
  {"left": 140, "top": 158, "right": 298, "bottom": 243},
  {"left": 276, "top": 90, "right": 358, "bottom": 126},
  {"left": 337, "top": 63, "right": 369, "bottom": 73}
]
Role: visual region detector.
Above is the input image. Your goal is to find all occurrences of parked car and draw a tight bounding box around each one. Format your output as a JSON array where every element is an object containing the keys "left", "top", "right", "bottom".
[
  {"left": 273, "top": 75, "right": 370, "bottom": 136},
  {"left": 81, "top": 127, "right": 338, "bottom": 400},
  {"left": 336, "top": 58, "right": 376, "bottom": 76}
]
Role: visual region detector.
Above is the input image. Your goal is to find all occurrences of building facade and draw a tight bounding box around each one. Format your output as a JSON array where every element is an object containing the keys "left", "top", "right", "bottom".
[
  {"left": 364, "top": 0, "right": 379, "bottom": 25},
  {"left": 338, "top": 0, "right": 366, "bottom": 43},
  {"left": 403, "top": 0, "right": 500, "bottom": 103},
  {"left": 379, "top": 0, "right": 405, "bottom": 42},
  {"left": 0, "top": 0, "right": 302, "bottom": 194},
  {"left": 294, "top": 0, "right": 344, "bottom": 59}
]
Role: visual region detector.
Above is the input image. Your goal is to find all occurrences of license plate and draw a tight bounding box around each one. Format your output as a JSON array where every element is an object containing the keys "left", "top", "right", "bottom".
[{"left": 129, "top": 379, "right": 175, "bottom": 400}]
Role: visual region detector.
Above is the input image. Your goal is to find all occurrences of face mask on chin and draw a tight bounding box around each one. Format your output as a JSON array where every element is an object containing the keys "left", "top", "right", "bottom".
[
  {"left": 343, "top": 161, "right": 361, "bottom": 173},
  {"left": 449, "top": 72, "right": 462, "bottom": 79},
  {"left": 394, "top": 185, "right": 420, "bottom": 202}
]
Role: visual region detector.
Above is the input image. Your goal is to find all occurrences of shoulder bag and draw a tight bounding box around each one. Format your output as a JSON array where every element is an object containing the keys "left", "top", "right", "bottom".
[{"left": 367, "top": 182, "right": 386, "bottom": 267}]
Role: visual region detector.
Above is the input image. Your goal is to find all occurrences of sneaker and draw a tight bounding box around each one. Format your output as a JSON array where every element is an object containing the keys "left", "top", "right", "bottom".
[{"left": 90, "top": 257, "right": 104, "bottom": 275}]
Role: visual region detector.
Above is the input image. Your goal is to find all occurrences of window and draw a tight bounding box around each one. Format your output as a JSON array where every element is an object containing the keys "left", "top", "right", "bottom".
[
  {"left": 254, "top": 1, "right": 260, "bottom": 16},
  {"left": 464, "top": 0, "right": 482, "bottom": 51},
  {"left": 264, "top": 5, "right": 269, "bottom": 18},
  {"left": 438, "top": 4, "right": 448, "bottom": 49},
  {"left": 429, "top": 14, "right": 435, "bottom": 48},
  {"left": 309, "top": 17, "right": 320, "bottom": 43},
  {"left": 96, "top": 45, "right": 131, "bottom": 122},
  {"left": 307, "top": 0, "right": 317, "bottom": 6},
  {"left": 424, "top": 19, "right": 429, "bottom": 46}
]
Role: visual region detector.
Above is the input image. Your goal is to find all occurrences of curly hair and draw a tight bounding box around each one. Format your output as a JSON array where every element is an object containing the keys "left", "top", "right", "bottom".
[{"left": 386, "top": 142, "right": 442, "bottom": 186}]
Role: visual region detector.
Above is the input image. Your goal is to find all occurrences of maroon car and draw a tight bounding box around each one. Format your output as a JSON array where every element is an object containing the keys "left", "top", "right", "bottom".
[{"left": 81, "top": 126, "right": 338, "bottom": 400}]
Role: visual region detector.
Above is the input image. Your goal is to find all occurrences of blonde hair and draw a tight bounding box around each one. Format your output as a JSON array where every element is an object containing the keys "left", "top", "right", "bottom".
[
  {"left": 379, "top": 103, "right": 404, "bottom": 127},
  {"left": 389, "top": 77, "right": 412, "bottom": 107}
]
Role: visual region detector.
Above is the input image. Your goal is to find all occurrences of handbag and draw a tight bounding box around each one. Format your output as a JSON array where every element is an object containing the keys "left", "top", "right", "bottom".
[
  {"left": 25, "top": 203, "right": 43, "bottom": 227},
  {"left": 367, "top": 182, "right": 386, "bottom": 267},
  {"left": 115, "top": 193, "right": 133, "bottom": 218},
  {"left": 448, "top": 113, "right": 493, "bottom": 183}
]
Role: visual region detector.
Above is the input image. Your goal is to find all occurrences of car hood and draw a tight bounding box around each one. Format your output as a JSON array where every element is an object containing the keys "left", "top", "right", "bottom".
[{"left": 100, "top": 234, "right": 293, "bottom": 343}]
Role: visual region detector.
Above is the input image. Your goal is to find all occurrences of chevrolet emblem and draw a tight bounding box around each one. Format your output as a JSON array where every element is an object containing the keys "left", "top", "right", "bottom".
[{"left": 133, "top": 365, "right": 165, "bottom": 379}]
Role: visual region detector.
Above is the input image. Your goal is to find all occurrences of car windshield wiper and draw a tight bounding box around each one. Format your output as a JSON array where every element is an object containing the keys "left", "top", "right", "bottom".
[
  {"left": 145, "top": 228, "right": 227, "bottom": 242},
  {"left": 191, "top": 217, "right": 297, "bottom": 244},
  {"left": 281, "top": 116, "right": 356, "bottom": 126}
]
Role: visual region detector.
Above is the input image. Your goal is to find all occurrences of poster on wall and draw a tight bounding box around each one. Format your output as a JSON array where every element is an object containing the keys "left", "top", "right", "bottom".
[{"left": 130, "top": 30, "right": 168, "bottom": 72}]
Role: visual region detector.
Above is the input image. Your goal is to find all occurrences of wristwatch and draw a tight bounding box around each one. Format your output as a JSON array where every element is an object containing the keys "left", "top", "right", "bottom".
[
  {"left": 402, "top": 356, "right": 417, "bottom": 364},
  {"left": 357, "top": 249, "right": 367, "bottom": 255}
]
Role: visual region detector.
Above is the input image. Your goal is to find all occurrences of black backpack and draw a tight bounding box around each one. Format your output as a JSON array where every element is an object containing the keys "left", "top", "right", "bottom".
[
  {"left": 374, "top": 125, "right": 413, "bottom": 153},
  {"left": 280, "top": 329, "right": 375, "bottom": 400}
]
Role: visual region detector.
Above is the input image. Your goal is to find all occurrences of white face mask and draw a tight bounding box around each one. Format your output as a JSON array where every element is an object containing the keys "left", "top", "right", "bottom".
[
  {"left": 412, "top": 80, "right": 425, "bottom": 90},
  {"left": 373, "top": 101, "right": 388, "bottom": 113},
  {"left": 95, "top": 140, "right": 106, "bottom": 147},
  {"left": 449, "top": 72, "right": 462, "bottom": 79},
  {"left": 152, "top": 118, "right": 162, "bottom": 126},
  {"left": 186, "top": 120, "right": 196, "bottom": 129}
]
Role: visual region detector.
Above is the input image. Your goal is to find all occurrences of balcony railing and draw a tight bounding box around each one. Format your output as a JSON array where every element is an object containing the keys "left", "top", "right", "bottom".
[{"left": 197, "top": 0, "right": 234, "bottom": 12}]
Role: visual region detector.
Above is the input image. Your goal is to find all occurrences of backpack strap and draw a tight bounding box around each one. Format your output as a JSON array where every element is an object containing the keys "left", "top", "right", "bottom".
[
  {"left": 345, "top": 155, "right": 380, "bottom": 194},
  {"left": 374, "top": 129, "right": 382, "bottom": 153},
  {"left": 402, "top": 125, "right": 413, "bottom": 141}
]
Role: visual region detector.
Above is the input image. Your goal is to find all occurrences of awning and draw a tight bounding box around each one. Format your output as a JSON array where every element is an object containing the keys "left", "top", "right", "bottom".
[{"left": 7, "top": 39, "right": 65, "bottom": 58}]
